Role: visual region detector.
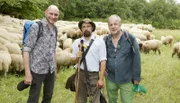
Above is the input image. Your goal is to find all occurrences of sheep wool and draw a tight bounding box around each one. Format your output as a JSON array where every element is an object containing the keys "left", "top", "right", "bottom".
[
  {"left": 161, "top": 35, "right": 174, "bottom": 46},
  {"left": 0, "top": 51, "right": 11, "bottom": 78},
  {"left": 63, "top": 38, "right": 72, "bottom": 50},
  {"left": 172, "top": 42, "right": 180, "bottom": 58},
  {"left": 10, "top": 54, "right": 24, "bottom": 73},
  {"left": 142, "top": 39, "right": 162, "bottom": 55},
  {"left": 4, "top": 42, "right": 21, "bottom": 54}
]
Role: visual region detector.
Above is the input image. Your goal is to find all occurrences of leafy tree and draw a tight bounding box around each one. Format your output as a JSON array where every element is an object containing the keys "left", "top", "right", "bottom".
[
  {"left": 0, "top": 0, "right": 180, "bottom": 29},
  {"left": 0, "top": 0, "right": 48, "bottom": 19},
  {"left": 130, "top": 0, "right": 147, "bottom": 22}
]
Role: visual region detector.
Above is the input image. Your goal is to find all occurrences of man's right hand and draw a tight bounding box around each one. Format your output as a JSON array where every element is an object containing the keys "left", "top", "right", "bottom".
[{"left": 76, "top": 51, "right": 82, "bottom": 58}]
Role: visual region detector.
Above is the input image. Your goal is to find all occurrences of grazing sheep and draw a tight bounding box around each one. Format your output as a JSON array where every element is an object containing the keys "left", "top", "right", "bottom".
[
  {"left": 63, "top": 47, "right": 72, "bottom": 53},
  {"left": 95, "top": 30, "right": 102, "bottom": 36},
  {"left": 10, "top": 54, "right": 24, "bottom": 73},
  {"left": 66, "top": 28, "right": 77, "bottom": 38},
  {"left": 4, "top": 42, "right": 21, "bottom": 54},
  {"left": 63, "top": 38, "right": 72, "bottom": 50},
  {"left": 143, "top": 30, "right": 151, "bottom": 40},
  {"left": 0, "top": 37, "right": 10, "bottom": 45},
  {"left": 0, "top": 43, "right": 8, "bottom": 52},
  {"left": 58, "top": 33, "right": 67, "bottom": 43},
  {"left": 0, "top": 28, "right": 8, "bottom": 33},
  {"left": 0, "top": 51, "right": 11, "bottom": 78},
  {"left": 76, "top": 29, "right": 82, "bottom": 38},
  {"left": 56, "top": 51, "right": 72, "bottom": 70},
  {"left": 172, "top": 42, "right": 180, "bottom": 58},
  {"left": 0, "top": 32, "right": 12, "bottom": 42},
  {"left": 131, "top": 32, "right": 147, "bottom": 41},
  {"left": 136, "top": 38, "right": 143, "bottom": 51},
  {"left": 100, "top": 27, "right": 110, "bottom": 35},
  {"left": 129, "top": 28, "right": 150, "bottom": 41},
  {"left": 142, "top": 40, "right": 162, "bottom": 55},
  {"left": 56, "top": 47, "right": 62, "bottom": 53},
  {"left": 161, "top": 35, "right": 174, "bottom": 45}
]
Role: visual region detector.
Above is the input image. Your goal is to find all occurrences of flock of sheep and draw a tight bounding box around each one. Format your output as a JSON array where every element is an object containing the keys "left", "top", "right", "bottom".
[{"left": 0, "top": 14, "right": 180, "bottom": 78}]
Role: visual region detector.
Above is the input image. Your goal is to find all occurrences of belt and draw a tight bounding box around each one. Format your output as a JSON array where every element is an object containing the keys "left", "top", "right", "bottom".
[{"left": 80, "top": 69, "right": 99, "bottom": 74}]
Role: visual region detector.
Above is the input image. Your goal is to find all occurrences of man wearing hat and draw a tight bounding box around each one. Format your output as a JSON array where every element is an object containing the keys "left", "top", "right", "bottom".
[{"left": 71, "top": 18, "right": 107, "bottom": 103}]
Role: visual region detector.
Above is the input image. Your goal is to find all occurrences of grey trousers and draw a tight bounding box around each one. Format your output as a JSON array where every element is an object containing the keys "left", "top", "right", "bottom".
[
  {"left": 76, "top": 70, "right": 100, "bottom": 103},
  {"left": 27, "top": 71, "right": 55, "bottom": 103}
]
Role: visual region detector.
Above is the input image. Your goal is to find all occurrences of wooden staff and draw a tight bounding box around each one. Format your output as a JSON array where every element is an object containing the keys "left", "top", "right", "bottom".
[{"left": 74, "top": 40, "right": 84, "bottom": 103}]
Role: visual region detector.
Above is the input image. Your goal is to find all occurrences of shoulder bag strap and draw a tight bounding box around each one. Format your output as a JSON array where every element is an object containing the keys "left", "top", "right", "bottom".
[
  {"left": 81, "top": 39, "right": 95, "bottom": 97},
  {"left": 80, "top": 39, "right": 94, "bottom": 64}
]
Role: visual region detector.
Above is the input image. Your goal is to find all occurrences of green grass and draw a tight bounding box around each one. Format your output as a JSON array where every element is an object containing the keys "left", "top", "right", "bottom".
[{"left": 1, "top": 29, "right": 180, "bottom": 103}]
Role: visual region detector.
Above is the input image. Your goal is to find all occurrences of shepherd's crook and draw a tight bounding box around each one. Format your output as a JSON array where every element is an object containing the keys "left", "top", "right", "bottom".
[{"left": 74, "top": 40, "right": 84, "bottom": 103}]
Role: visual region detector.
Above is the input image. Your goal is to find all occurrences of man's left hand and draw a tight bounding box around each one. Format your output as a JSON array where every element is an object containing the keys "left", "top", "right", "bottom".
[
  {"left": 97, "top": 79, "right": 104, "bottom": 88},
  {"left": 133, "top": 80, "right": 140, "bottom": 85}
]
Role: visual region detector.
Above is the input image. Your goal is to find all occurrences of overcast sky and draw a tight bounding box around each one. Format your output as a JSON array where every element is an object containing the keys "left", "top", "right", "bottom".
[{"left": 177, "top": 0, "right": 180, "bottom": 3}]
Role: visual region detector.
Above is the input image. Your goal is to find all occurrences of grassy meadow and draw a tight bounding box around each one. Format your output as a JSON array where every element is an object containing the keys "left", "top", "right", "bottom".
[{"left": 0, "top": 29, "right": 180, "bottom": 103}]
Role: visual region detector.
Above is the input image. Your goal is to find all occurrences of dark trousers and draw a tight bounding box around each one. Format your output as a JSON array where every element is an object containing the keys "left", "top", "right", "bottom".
[{"left": 27, "top": 71, "right": 55, "bottom": 103}]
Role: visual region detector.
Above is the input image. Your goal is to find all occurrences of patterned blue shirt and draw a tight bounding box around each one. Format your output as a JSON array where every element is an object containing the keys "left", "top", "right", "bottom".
[{"left": 23, "top": 18, "right": 57, "bottom": 74}]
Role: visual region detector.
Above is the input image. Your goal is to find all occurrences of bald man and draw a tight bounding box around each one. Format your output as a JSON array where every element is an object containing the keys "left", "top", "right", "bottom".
[{"left": 22, "top": 5, "right": 59, "bottom": 103}]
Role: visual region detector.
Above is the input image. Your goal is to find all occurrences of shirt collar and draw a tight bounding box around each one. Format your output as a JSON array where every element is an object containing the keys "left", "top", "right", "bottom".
[
  {"left": 41, "top": 18, "right": 55, "bottom": 27},
  {"left": 109, "top": 32, "right": 126, "bottom": 42}
]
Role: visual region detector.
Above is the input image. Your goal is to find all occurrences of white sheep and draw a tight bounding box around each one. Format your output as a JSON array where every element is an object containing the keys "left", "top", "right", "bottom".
[
  {"left": 131, "top": 32, "right": 147, "bottom": 41},
  {"left": 0, "top": 51, "right": 11, "bottom": 78},
  {"left": 4, "top": 42, "right": 21, "bottom": 54},
  {"left": 10, "top": 54, "right": 24, "bottom": 73},
  {"left": 56, "top": 47, "right": 62, "bottom": 53},
  {"left": 161, "top": 35, "right": 174, "bottom": 46},
  {"left": 142, "top": 40, "right": 162, "bottom": 55},
  {"left": 0, "top": 43, "right": 8, "bottom": 52},
  {"left": 0, "top": 37, "right": 10, "bottom": 45},
  {"left": 142, "top": 30, "right": 151, "bottom": 40},
  {"left": 58, "top": 33, "right": 67, "bottom": 47},
  {"left": 100, "top": 27, "right": 110, "bottom": 35},
  {"left": 66, "top": 28, "right": 77, "bottom": 38},
  {"left": 56, "top": 51, "right": 73, "bottom": 70},
  {"left": 63, "top": 47, "right": 72, "bottom": 53},
  {"left": 172, "top": 42, "right": 180, "bottom": 58},
  {"left": 76, "top": 29, "right": 82, "bottom": 38},
  {"left": 63, "top": 38, "right": 72, "bottom": 50}
]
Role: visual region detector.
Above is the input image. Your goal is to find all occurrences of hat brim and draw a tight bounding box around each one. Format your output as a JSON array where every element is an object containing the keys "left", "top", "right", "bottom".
[{"left": 78, "top": 21, "right": 96, "bottom": 32}]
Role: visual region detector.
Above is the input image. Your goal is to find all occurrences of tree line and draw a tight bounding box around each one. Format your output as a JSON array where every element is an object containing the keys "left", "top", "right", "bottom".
[{"left": 0, "top": 0, "right": 180, "bottom": 29}]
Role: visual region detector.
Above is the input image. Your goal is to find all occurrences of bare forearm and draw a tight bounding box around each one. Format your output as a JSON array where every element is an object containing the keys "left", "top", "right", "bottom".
[
  {"left": 23, "top": 52, "right": 31, "bottom": 74},
  {"left": 54, "top": 52, "right": 57, "bottom": 73},
  {"left": 99, "top": 60, "right": 106, "bottom": 80}
]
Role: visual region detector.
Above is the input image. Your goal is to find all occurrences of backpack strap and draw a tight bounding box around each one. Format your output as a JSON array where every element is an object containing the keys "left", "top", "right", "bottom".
[
  {"left": 103, "top": 34, "right": 110, "bottom": 49},
  {"left": 36, "top": 21, "right": 43, "bottom": 42},
  {"left": 54, "top": 26, "right": 58, "bottom": 38},
  {"left": 36, "top": 21, "right": 58, "bottom": 47},
  {"left": 124, "top": 31, "right": 135, "bottom": 53}
]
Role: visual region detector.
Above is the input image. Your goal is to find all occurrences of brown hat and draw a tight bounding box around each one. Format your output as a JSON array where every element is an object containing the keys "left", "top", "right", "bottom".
[{"left": 78, "top": 18, "right": 96, "bottom": 32}]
